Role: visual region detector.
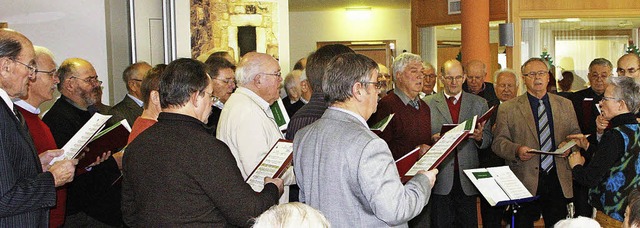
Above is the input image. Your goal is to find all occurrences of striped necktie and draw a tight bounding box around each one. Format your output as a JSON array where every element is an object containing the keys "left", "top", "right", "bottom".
[
  {"left": 538, "top": 99, "right": 554, "bottom": 173},
  {"left": 408, "top": 99, "right": 419, "bottom": 110}
]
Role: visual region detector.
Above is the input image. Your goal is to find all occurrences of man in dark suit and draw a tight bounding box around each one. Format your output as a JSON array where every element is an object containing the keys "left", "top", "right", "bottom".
[
  {"left": 492, "top": 57, "right": 580, "bottom": 227},
  {"left": 570, "top": 58, "right": 612, "bottom": 217},
  {"left": 462, "top": 60, "right": 499, "bottom": 104},
  {"left": 479, "top": 69, "right": 519, "bottom": 228},
  {"left": 423, "top": 59, "right": 492, "bottom": 227},
  {"left": 0, "top": 28, "right": 76, "bottom": 227},
  {"left": 110, "top": 62, "right": 151, "bottom": 125}
]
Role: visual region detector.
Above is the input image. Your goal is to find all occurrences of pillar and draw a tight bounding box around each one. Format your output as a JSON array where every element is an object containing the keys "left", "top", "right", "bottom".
[{"left": 461, "top": 0, "right": 491, "bottom": 81}]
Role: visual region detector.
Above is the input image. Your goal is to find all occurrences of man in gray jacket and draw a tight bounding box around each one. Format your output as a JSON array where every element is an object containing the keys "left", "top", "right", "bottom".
[{"left": 293, "top": 53, "right": 438, "bottom": 227}]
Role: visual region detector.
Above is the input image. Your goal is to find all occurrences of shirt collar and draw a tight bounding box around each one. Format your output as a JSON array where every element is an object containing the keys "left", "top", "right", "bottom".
[
  {"left": 14, "top": 99, "right": 40, "bottom": 114},
  {"left": 394, "top": 89, "right": 419, "bottom": 105},
  {"left": 0, "top": 88, "right": 12, "bottom": 113},
  {"left": 328, "top": 106, "right": 368, "bottom": 127},
  {"left": 443, "top": 91, "right": 462, "bottom": 101},
  {"left": 127, "top": 94, "right": 144, "bottom": 107},
  {"left": 300, "top": 97, "right": 308, "bottom": 104},
  {"left": 237, "top": 87, "right": 270, "bottom": 112}
]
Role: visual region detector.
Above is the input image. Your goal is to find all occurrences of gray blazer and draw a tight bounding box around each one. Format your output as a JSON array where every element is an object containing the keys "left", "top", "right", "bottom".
[
  {"left": 423, "top": 91, "right": 491, "bottom": 196},
  {"left": 293, "top": 108, "right": 433, "bottom": 227}
]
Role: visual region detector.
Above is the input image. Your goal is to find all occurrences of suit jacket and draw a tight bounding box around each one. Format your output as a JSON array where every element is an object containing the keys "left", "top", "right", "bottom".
[
  {"left": 0, "top": 99, "right": 56, "bottom": 227},
  {"left": 294, "top": 108, "right": 433, "bottom": 227},
  {"left": 491, "top": 93, "right": 580, "bottom": 198},
  {"left": 423, "top": 91, "right": 492, "bottom": 196},
  {"left": 109, "top": 95, "right": 143, "bottom": 126}
]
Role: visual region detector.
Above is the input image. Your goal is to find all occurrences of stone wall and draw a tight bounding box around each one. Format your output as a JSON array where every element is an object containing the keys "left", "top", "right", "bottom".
[{"left": 191, "top": 0, "right": 280, "bottom": 62}]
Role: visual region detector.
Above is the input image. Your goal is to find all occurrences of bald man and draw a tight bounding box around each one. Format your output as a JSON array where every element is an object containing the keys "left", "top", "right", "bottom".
[
  {"left": 462, "top": 60, "right": 499, "bottom": 103},
  {"left": 423, "top": 59, "right": 491, "bottom": 227},
  {"left": 217, "top": 52, "right": 294, "bottom": 204},
  {"left": 0, "top": 29, "right": 76, "bottom": 226},
  {"left": 616, "top": 53, "right": 640, "bottom": 78}
]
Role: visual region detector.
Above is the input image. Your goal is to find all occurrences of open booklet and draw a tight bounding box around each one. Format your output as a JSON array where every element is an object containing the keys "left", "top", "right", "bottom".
[
  {"left": 74, "top": 119, "right": 131, "bottom": 175},
  {"left": 464, "top": 166, "right": 538, "bottom": 206},
  {"left": 270, "top": 98, "right": 290, "bottom": 131},
  {"left": 371, "top": 113, "right": 395, "bottom": 132},
  {"left": 395, "top": 147, "right": 421, "bottom": 184},
  {"left": 245, "top": 139, "right": 293, "bottom": 192},
  {"left": 49, "top": 113, "right": 112, "bottom": 165},
  {"left": 404, "top": 122, "right": 470, "bottom": 176},
  {"left": 528, "top": 140, "right": 578, "bottom": 155},
  {"left": 439, "top": 105, "right": 496, "bottom": 135}
]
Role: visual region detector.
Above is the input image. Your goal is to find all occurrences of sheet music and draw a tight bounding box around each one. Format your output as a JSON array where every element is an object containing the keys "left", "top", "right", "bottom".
[
  {"left": 464, "top": 169, "right": 510, "bottom": 206},
  {"left": 405, "top": 129, "right": 466, "bottom": 176},
  {"left": 464, "top": 166, "right": 533, "bottom": 206},
  {"left": 246, "top": 141, "right": 293, "bottom": 192},
  {"left": 50, "top": 113, "right": 111, "bottom": 165},
  {"left": 487, "top": 166, "right": 532, "bottom": 200},
  {"left": 528, "top": 140, "right": 577, "bottom": 155}
]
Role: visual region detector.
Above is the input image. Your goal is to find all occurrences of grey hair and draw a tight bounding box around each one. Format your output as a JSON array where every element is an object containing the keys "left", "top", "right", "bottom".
[
  {"left": 235, "top": 54, "right": 270, "bottom": 86},
  {"left": 33, "top": 46, "right": 55, "bottom": 62},
  {"left": 323, "top": 53, "right": 378, "bottom": 104},
  {"left": 588, "top": 58, "right": 613, "bottom": 72},
  {"left": 284, "top": 69, "right": 302, "bottom": 91},
  {"left": 521, "top": 57, "right": 549, "bottom": 74},
  {"left": 493, "top": 68, "right": 519, "bottom": 86},
  {"left": 608, "top": 76, "right": 640, "bottom": 113},
  {"left": 391, "top": 52, "right": 422, "bottom": 81},
  {"left": 423, "top": 62, "right": 435, "bottom": 71},
  {"left": 252, "top": 202, "right": 331, "bottom": 228}
]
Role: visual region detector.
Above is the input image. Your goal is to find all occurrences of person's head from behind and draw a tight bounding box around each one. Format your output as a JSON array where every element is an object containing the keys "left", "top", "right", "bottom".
[
  {"left": 235, "top": 52, "right": 282, "bottom": 105},
  {"left": 323, "top": 53, "right": 379, "bottom": 120},
  {"left": 293, "top": 57, "right": 307, "bottom": 70},
  {"left": 140, "top": 64, "right": 165, "bottom": 119},
  {"left": 252, "top": 202, "right": 330, "bottom": 228},
  {"left": 306, "top": 44, "right": 354, "bottom": 93},
  {"left": 204, "top": 55, "right": 236, "bottom": 103},
  {"left": 559, "top": 71, "right": 574, "bottom": 92},
  {"left": 284, "top": 70, "right": 303, "bottom": 102},
  {"left": 158, "top": 58, "right": 212, "bottom": 123},
  {"left": 625, "top": 187, "right": 640, "bottom": 228},
  {"left": 553, "top": 216, "right": 600, "bottom": 228},
  {"left": 0, "top": 28, "right": 36, "bottom": 99}
]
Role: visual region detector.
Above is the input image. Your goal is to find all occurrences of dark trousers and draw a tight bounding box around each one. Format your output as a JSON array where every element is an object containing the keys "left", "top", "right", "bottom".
[
  {"left": 409, "top": 201, "right": 431, "bottom": 228},
  {"left": 572, "top": 181, "right": 593, "bottom": 217},
  {"left": 480, "top": 196, "right": 506, "bottom": 228},
  {"left": 431, "top": 172, "right": 477, "bottom": 228},
  {"left": 512, "top": 168, "right": 568, "bottom": 228}
]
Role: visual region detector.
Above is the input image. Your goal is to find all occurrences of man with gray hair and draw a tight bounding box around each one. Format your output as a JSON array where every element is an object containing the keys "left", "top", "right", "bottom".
[
  {"left": 217, "top": 52, "right": 294, "bottom": 203},
  {"left": 110, "top": 62, "right": 152, "bottom": 125},
  {"left": 283, "top": 69, "right": 304, "bottom": 117},
  {"left": 0, "top": 28, "right": 77, "bottom": 227},
  {"left": 421, "top": 62, "right": 438, "bottom": 97},
  {"left": 294, "top": 53, "right": 438, "bottom": 227}
]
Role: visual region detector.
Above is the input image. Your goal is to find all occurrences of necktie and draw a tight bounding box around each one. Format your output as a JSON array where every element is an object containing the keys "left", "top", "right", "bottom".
[
  {"left": 538, "top": 99, "right": 554, "bottom": 173},
  {"left": 408, "top": 100, "right": 419, "bottom": 110},
  {"left": 13, "top": 104, "right": 26, "bottom": 130},
  {"left": 448, "top": 96, "right": 457, "bottom": 105}
]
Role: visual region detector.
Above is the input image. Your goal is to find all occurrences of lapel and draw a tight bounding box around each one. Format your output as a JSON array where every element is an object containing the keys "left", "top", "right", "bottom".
[
  {"left": 1, "top": 101, "right": 40, "bottom": 168},
  {"left": 434, "top": 92, "right": 453, "bottom": 124},
  {"left": 459, "top": 92, "right": 474, "bottom": 122},
  {"left": 516, "top": 94, "right": 540, "bottom": 145}
]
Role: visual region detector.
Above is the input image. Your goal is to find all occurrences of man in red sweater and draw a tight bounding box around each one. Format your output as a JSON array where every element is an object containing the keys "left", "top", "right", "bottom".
[
  {"left": 13, "top": 46, "right": 66, "bottom": 227},
  {"left": 368, "top": 52, "right": 433, "bottom": 227}
]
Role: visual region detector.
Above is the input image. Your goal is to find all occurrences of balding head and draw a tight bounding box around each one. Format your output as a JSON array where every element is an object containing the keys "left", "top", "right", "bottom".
[
  {"left": 617, "top": 53, "right": 640, "bottom": 78},
  {"left": 236, "top": 52, "right": 282, "bottom": 104},
  {"left": 440, "top": 59, "right": 465, "bottom": 96},
  {"left": 57, "top": 58, "right": 101, "bottom": 108},
  {"left": 0, "top": 28, "right": 36, "bottom": 98},
  {"left": 464, "top": 60, "right": 487, "bottom": 94}
]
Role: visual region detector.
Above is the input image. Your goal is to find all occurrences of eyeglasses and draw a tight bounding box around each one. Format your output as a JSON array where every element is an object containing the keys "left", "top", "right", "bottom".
[
  {"left": 443, "top": 75, "right": 464, "bottom": 82},
  {"left": 70, "top": 75, "right": 100, "bottom": 84},
  {"left": 11, "top": 58, "right": 36, "bottom": 75},
  {"left": 523, "top": 71, "right": 548, "bottom": 78},
  {"left": 203, "top": 91, "right": 217, "bottom": 102},
  {"left": 35, "top": 69, "right": 56, "bottom": 77},
  {"left": 589, "top": 73, "right": 612, "bottom": 80},
  {"left": 261, "top": 72, "right": 282, "bottom": 78},
  {"left": 361, "top": 81, "right": 385, "bottom": 89},
  {"left": 616, "top": 67, "right": 639, "bottom": 75},
  {"left": 601, "top": 96, "right": 621, "bottom": 102},
  {"left": 423, "top": 73, "right": 437, "bottom": 79},
  {"left": 214, "top": 78, "right": 236, "bottom": 84}
]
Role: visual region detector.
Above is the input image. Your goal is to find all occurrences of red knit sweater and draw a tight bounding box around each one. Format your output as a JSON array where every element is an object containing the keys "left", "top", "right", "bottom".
[
  {"left": 17, "top": 106, "right": 67, "bottom": 228},
  {"left": 370, "top": 93, "right": 432, "bottom": 160}
]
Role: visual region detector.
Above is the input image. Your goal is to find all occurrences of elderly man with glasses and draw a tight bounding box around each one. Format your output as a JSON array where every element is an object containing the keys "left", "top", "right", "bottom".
[
  {"left": 43, "top": 57, "right": 125, "bottom": 227},
  {"left": 217, "top": 52, "right": 294, "bottom": 204},
  {"left": 422, "top": 59, "right": 492, "bottom": 227},
  {"left": 493, "top": 57, "right": 580, "bottom": 227},
  {"left": 203, "top": 55, "right": 236, "bottom": 133}
]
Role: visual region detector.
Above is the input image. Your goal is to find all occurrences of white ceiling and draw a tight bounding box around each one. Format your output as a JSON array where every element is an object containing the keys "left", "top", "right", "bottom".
[{"left": 289, "top": 0, "right": 410, "bottom": 12}]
